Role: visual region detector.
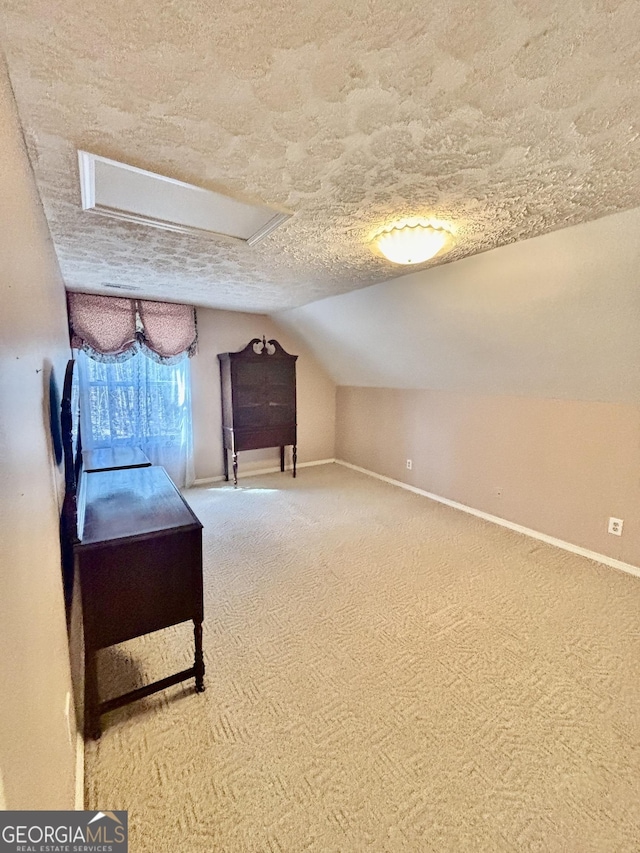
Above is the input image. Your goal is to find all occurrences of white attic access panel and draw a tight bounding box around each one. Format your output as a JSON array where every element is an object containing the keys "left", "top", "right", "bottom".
[{"left": 78, "top": 151, "right": 291, "bottom": 245}]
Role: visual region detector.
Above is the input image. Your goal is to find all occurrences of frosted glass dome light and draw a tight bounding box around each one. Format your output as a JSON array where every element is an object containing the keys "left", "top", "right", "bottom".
[{"left": 373, "top": 219, "right": 454, "bottom": 265}]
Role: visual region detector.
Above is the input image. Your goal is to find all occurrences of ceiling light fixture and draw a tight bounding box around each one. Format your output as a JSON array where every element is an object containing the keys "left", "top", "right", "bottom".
[{"left": 372, "top": 218, "right": 454, "bottom": 265}]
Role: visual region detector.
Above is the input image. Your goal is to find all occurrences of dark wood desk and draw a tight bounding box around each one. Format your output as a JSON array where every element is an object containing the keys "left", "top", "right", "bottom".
[
  {"left": 75, "top": 465, "right": 204, "bottom": 739},
  {"left": 82, "top": 446, "right": 151, "bottom": 473}
]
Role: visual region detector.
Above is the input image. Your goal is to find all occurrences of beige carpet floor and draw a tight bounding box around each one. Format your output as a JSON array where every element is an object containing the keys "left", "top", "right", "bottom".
[{"left": 85, "top": 463, "right": 640, "bottom": 852}]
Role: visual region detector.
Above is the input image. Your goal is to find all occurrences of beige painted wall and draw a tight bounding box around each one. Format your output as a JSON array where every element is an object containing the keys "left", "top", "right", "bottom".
[
  {"left": 277, "top": 209, "right": 640, "bottom": 569},
  {"left": 337, "top": 387, "right": 640, "bottom": 567},
  {"left": 191, "top": 309, "right": 336, "bottom": 480},
  {"left": 0, "top": 56, "right": 76, "bottom": 807}
]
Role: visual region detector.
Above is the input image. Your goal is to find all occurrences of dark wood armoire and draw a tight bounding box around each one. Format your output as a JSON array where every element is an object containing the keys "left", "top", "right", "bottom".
[{"left": 218, "top": 337, "right": 297, "bottom": 485}]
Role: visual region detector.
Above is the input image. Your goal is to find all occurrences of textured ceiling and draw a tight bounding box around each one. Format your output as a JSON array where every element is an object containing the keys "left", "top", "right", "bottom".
[{"left": 2, "top": 0, "right": 640, "bottom": 312}]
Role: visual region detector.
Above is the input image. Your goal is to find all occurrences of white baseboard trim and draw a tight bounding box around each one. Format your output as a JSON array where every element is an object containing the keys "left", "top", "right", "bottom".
[
  {"left": 193, "top": 458, "right": 335, "bottom": 487},
  {"left": 335, "top": 459, "right": 640, "bottom": 579},
  {"left": 296, "top": 458, "right": 336, "bottom": 469},
  {"left": 75, "top": 731, "right": 84, "bottom": 810}
]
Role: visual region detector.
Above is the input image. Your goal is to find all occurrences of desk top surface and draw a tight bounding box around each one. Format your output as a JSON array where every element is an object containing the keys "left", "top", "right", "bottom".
[
  {"left": 82, "top": 446, "right": 151, "bottom": 473},
  {"left": 79, "top": 465, "right": 201, "bottom": 545}
]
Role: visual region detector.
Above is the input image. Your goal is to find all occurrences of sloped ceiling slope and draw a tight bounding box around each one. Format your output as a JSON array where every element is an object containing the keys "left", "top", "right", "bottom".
[
  {"left": 275, "top": 207, "right": 640, "bottom": 404},
  {"left": 1, "top": 0, "right": 640, "bottom": 312}
]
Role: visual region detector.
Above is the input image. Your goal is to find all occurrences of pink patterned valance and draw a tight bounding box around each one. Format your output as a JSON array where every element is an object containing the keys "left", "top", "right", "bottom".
[
  {"left": 68, "top": 292, "right": 137, "bottom": 357},
  {"left": 138, "top": 299, "right": 198, "bottom": 359},
  {"left": 67, "top": 292, "right": 197, "bottom": 363}
]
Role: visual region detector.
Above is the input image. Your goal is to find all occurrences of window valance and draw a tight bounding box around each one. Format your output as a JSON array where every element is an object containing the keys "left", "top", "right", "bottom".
[{"left": 67, "top": 292, "right": 198, "bottom": 364}]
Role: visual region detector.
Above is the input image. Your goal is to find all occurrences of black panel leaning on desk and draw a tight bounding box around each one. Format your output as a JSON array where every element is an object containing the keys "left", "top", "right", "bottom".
[
  {"left": 75, "top": 465, "right": 204, "bottom": 739},
  {"left": 218, "top": 336, "right": 298, "bottom": 486}
]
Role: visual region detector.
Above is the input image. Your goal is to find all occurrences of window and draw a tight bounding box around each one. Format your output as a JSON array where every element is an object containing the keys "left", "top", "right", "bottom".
[{"left": 76, "top": 349, "right": 194, "bottom": 487}]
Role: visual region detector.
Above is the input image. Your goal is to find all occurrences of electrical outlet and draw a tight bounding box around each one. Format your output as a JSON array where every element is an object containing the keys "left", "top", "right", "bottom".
[
  {"left": 608, "top": 517, "right": 623, "bottom": 536},
  {"left": 406, "top": 459, "right": 412, "bottom": 470}
]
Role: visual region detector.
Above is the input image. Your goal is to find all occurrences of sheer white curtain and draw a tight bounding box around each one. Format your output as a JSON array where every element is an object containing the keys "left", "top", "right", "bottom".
[{"left": 76, "top": 348, "right": 195, "bottom": 487}]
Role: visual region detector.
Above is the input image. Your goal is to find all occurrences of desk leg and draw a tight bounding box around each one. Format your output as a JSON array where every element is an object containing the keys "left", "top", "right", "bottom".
[
  {"left": 293, "top": 445, "right": 297, "bottom": 478},
  {"left": 85, "top": 647, "right": 101, "bottom": 740},
  {"left": 194, "top": 621, "right": 205, "bottom": 692},
  {"left": 232, "top": 451, "right": 238, "bottom": 487},
  {"left": 280, "top": 446, "right": 285, "bottom": 472},
  {"left": 223, "top": 444, "right": 229, "bottom": 482}
]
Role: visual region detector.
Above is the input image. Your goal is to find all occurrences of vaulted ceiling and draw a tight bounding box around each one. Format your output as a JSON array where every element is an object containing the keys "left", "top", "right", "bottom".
[{"left": 2, "top": 0, "right": 639, "bottom": 312}]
